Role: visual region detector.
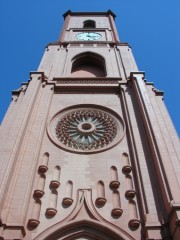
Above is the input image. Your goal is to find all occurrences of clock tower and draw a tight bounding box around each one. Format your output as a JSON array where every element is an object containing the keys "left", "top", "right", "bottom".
[{"left": 0, "top": 10, "right": 180, "bottom": 240}]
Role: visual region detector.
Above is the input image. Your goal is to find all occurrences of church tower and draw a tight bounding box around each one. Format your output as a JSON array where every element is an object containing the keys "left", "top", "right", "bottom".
[{"left": 0, "top": 11, "right": 180, "bottom": 240}]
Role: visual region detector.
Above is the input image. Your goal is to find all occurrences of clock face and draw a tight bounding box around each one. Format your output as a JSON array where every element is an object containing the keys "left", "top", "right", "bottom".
[{"left": 76, "top": 32, "right": 102, "bottom": 41}]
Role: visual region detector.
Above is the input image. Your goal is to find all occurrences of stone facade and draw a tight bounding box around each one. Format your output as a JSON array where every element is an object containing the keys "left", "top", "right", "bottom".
[{"left": 0, "top": 10, "right": 180, "bottom": 240}]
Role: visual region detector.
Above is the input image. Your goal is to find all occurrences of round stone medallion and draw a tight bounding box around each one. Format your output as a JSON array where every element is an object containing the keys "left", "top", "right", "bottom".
[{"left": 48, "top": 105, "right": 125, "bottom": 153}]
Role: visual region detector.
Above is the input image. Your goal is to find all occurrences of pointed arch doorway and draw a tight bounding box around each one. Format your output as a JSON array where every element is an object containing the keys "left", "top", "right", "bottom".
[{"left": 34, "top": 219, "right": 134, "bottom": 240}]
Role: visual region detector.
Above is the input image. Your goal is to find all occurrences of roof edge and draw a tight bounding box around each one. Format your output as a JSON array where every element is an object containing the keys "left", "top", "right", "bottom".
[{"left": 63, "top": 10, "right": 116, "bottom": 19}]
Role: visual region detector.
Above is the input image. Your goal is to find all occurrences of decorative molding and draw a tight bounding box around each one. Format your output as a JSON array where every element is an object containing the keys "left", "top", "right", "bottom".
[
  {"left": 128, "top": 200, "right": 140, "bottom": 229},
  {"left": 50, "top": 180, "right": 60, "bottom": 189},
  {"left": 111, "top": 190, "right": 123, "bottom": 217},
  {"left": 47, "top": 41, "right": 130, "bottom": 47},
  {"left": 34, "top": 189, "right": 135, "bottom": 240},
  {"left": 62, "top": 181, "right": 73, "bottom": 206},
  {"left": 152, "top": 87, "right": 164, "bottom": 96},
  {"left": 50, "top": 166, "right": 61, "bottom": 189},
  {"left": 38, "top": 152, "right": 49, "bottom": 173},
  {"left": 122, "top": 153, "right": 132, "bottom": 174},
  {"left": 124, "top": 174, "right": 136, "bottom": 199},
  {"left": 110, "top": 166, "right": 120, "bottom": 189},
  {"left": 56, "top": 79, "right": 119, "bottom": 84},
  {"left": 28, "top": 200, "right": 41, "bottom": 228},
  {"left": 46, "top": 190, "right": 58, "bottom": 217},
  {"left": 96, "top": 181, "right": 106, "bottom": 206},
  {"left": 33, "top": 173, "right": 45, "bottom": 198}
]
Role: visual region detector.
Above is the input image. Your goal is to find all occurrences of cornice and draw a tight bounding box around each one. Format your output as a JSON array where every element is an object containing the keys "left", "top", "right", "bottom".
[
  {"left": 63, "top": 10, "right": 116, "bottom": 19},
  {"left": 47, "top": 41, "right": 130, "bottom": 48}
]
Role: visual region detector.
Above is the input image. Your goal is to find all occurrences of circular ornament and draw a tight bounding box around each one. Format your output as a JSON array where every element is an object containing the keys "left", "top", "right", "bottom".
[
  {"left": 48, "top": 105, "right": 125, "bottom": 154},
  {"left": 76, "top": 32, "right": 102, "bottom": 41}
]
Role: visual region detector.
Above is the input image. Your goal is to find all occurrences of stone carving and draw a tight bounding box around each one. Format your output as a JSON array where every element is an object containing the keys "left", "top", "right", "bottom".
[
  {"left": 69, "top": 43, "right": 108, "bottom": 47},
  {"left": 128, "top": 200, "right": 140, "bottom": 228},
  {"left": 111, "top": 190, "right": 123, "bottom": 217},
  {"left": 55, "top": 108, "right": 121, "bottom": 153},
  {"left": 122, "top": 153, "right": 132, "bottom": 174},
  {"left": 28, "top": 200, "right": 41, "bottom": 228},
  {"left": 38, "top": 152, "right": 49, "bottom": 173},
  {"left": 46, "top": 189, "right": 58, "bottom": 217},
  {"left": 96, "top": 181, "right": 106, "bottom": 206},
  {"left": 50, "top": 166, "right": 61, "bottom": 189},
  {"left": 34, "top": 173, "right": 45, "bottom": 198},
  {"left": 48, "top": 105, "right": 125, "bottom": 153},
  {"left": 63, "top": 180, "right": 73, "bottom": 206},
  {"left": 57, "top": 80, "right": 119, "bottom": 84},
  {"left": 125, "top": 174, "right": 136, "bottom": 199},
  {"left": 110, "top": 166, "right": 120, "bottom": 189}
]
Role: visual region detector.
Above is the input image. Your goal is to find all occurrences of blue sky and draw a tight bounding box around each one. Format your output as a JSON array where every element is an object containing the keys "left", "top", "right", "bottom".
[{"left": 0, "top": 0, "right": 180, "bottom": 137}]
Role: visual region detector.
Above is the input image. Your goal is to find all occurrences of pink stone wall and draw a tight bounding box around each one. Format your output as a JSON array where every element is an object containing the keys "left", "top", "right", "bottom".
[{"left": 0, "top": 11, "right": 180, "bottom": 240}]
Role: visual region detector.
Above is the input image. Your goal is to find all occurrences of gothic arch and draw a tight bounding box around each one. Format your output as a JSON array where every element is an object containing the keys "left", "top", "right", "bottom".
[
  {"left": 34, "top": 219, "right": 135, "bottom": 240},
  {"left": 71, "top": 52, "right": 107, "bottom": 77},
  {"left": 33, "top": 190, "right": 135, "bottom": 240}
]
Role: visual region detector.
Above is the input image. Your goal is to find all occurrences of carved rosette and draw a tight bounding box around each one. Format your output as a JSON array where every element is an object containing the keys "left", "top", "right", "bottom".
[{"left": 48, "top": 105, "right": 125, "bottom": 153}]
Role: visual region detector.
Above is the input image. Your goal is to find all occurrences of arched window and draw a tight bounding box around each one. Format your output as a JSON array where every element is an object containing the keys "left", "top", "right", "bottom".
[
  {"left": 71, "top": 52, "right": 106, "bottom": 77},
  {"left": 83, "top": 20, "right": 96, "bottom": 28}
]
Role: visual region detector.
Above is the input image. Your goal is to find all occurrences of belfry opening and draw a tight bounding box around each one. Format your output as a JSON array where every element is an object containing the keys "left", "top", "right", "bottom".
[{"left": 71, "top": 52, "right": 106, "bottom": 77}]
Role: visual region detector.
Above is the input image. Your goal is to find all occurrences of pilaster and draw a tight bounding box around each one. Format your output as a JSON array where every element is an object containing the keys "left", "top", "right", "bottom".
[
  {"left": 121, "top": 84, "right": 162, "bottom": 239},
  {"left": 0, "top": 72, "right": 54, "bottom": 239},
  {"left": 130, "top": 72, "right": 180, "bottom": 238}
]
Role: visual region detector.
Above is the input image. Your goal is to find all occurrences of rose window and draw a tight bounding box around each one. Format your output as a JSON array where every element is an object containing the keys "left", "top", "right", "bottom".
[{"left": 48, "top": 106, "right": 125, "bottom": 153}]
